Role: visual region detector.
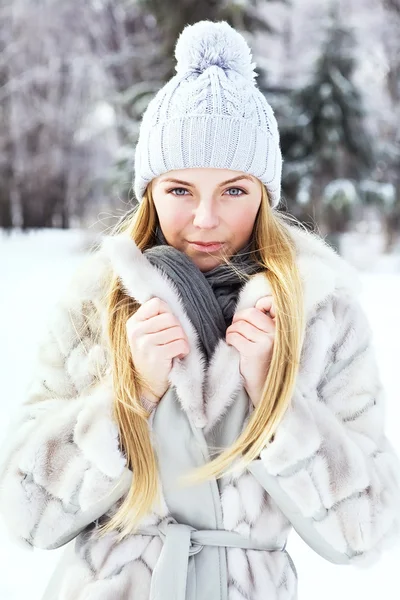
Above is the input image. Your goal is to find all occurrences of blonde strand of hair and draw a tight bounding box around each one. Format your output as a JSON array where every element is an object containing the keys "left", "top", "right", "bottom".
[{"left": 96, "top": 184, "right": 306, "bottom": 539}]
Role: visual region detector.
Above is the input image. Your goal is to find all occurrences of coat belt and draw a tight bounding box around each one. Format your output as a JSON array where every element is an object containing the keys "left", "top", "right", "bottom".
[{"left": 135, "top": 521, "right": 286, "bottom": 600}]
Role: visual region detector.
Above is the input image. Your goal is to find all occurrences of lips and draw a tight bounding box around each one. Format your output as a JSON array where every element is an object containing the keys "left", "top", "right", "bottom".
[
  {"left": 190, "top": 242, "right": 221, "bottom": 245},
  {"left": 188, "top": 241, "right": 224, "bottom": 252}
]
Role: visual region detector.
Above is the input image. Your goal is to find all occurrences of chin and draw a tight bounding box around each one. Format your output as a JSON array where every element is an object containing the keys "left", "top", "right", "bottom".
[
  {"left": 183, "top": 243, "right": 231, "bottom": 272},
  {"left": 192, "top": 255, "right": 223, "bottom": 272}
]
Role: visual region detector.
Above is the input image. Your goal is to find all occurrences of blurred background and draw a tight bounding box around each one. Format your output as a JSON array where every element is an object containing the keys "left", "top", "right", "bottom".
[{"left": 0, "top": 0, "right": 399, "bottom": 599}]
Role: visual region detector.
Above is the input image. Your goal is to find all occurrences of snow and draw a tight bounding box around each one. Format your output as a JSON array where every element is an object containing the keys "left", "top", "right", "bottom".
[
  {"left": 359, "top": 180, "right": 396, "bottom": 207},
  {"left": 0, "top": 229, "right": 91, "bottom": 600},
  {"left": 323, "top": 179, "right": 359, "bottom": 206},
  {"left": 0, "top": 228, "right": 399, "bottom": 600}
]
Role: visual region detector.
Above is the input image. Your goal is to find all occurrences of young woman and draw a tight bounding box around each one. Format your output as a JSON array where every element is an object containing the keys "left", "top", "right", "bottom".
[{"left": 1, "top": 20, "right": 399, "bottom": 600}]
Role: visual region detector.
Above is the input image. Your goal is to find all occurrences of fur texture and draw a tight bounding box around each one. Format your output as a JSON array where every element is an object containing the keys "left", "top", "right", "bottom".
[
  {"left": 174, "top": 20, "right": 257, "bottom": 81},
  {"left": 0, "top": 223, "right": 399, "bottom": 600}
]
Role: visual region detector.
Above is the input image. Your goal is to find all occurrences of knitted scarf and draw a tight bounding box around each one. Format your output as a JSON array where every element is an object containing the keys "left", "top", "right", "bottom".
[{"left": 143, "top": 227, "right": 264, "bottom": 362}]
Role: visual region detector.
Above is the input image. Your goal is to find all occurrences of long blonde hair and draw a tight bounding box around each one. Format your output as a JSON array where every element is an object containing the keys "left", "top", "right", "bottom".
[{"left": 97, "top": 182, "right": 306, "bottom": 541}]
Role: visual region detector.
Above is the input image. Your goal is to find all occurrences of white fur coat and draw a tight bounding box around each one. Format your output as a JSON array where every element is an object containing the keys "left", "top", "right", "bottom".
[{"left": 0, "top": 223, "right": 399, "bottom": 600}]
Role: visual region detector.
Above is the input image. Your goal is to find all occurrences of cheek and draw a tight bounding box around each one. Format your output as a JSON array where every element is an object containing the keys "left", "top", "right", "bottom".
[
  {"left": 156, "top": 204, "right": 189, "bottom": 238},
  {"left": 228, "top": 206, "right": 258, "bottom": 239}
]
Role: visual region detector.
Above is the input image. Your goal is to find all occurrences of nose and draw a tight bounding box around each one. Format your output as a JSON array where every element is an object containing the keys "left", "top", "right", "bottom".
[{"left": 192, "top": 201, "right": 219, "bottom": 229}]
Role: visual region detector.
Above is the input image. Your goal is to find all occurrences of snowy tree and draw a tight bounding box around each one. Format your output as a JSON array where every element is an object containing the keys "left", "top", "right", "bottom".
[
  {"left": 274, "top": 2, "right": 375, "bottom": 233},
  {"left": 1, "top": 0, "right": 119, "bottom": 229},
  {"left": 377, "top": 0, "right": 400, "bottom": 249},
  {"left": 0, "top": 0, "right": 162, "bottom": 229},
  {"left": 1, "top": 0, "right": 397, "bottom": 237}
]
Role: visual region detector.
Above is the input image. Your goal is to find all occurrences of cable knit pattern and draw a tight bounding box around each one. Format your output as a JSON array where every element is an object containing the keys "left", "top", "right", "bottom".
[{"left": 133, "top": 20, "right": 282, "bottom": 207}]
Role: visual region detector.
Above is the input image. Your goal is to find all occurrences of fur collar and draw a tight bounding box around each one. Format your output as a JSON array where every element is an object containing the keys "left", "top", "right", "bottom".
[{"left": 101, "top": 224, "right": 361, "bottom": 431}]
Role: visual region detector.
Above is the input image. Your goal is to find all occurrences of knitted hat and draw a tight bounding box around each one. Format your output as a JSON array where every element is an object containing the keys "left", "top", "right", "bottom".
[{"left": 133, "top": 20, "right": 283, "bottom": 208}]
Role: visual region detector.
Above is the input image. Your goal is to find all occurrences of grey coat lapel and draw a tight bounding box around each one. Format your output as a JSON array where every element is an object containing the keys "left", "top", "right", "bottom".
[{"left": 151, "top": 387, "right": 229, "bottom": 600}]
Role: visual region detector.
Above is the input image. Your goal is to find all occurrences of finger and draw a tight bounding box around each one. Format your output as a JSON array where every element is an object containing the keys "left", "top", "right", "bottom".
[
  {"left": 227, "top": 320, "right": 273, "bottom": 344},
  {"left": 135, "top": 312, "right": 180, "bottom": 335},
  {"left": 134, "top": 297, "right": 172, "bottom": 322},
  {"left": 226, "top": 331, "right": 251, "bottom": 354},
  {"left": 163, "top": 339, "right": 190, "bottom": 360},
  {"left": 255, "top": 296, "right": 276, "bottom": 319},
  {"left": 147, "top": 326, "right": 187, "bottom": 347},
  {"left": 231, "top": 306, "right": 275, "bottom": 332}
]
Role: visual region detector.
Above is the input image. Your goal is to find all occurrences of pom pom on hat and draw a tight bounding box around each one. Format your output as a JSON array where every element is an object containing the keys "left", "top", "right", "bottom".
[
  {"left": 174, "top": 20, "right": 258, "bottom": 82},
  {"left": 134, "top": 19, "right": 282, "bottom": 209}
]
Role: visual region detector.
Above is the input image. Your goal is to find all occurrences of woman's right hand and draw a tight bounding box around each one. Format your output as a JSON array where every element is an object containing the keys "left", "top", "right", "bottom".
[{"left": 126, "top": 297, "right": 190, "bottom": 404}]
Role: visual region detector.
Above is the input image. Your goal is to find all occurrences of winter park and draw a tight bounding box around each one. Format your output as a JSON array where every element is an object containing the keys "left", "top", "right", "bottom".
[{"left": 1, "top": 2, "right": 400, "bottom": 600}]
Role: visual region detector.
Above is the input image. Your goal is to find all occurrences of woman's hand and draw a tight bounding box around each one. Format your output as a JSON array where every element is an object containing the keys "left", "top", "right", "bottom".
[
  {"left": 225, "top": 296, "right": 276, "bottom": 408},
  {"left": 126, "top": 297, "right": 190, "bottom": 405}
]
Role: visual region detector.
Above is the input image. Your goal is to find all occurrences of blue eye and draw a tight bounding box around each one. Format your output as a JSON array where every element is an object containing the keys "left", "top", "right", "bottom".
[
  {"left": 226, "top": 187, "right": 246, "bottom": 196},
  {"left": 168, "top": 187, "right": 189, "bottom": 196}
]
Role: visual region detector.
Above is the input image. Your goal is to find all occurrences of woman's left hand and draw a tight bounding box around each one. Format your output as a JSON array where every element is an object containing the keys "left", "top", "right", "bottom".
[{"left": 226, "top": 296, "right": 276, "bottom": 408}]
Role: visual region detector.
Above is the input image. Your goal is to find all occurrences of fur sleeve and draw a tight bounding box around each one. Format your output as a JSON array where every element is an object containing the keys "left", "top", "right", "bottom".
[
  {"left": 0, "top": 254, "right": 131, "bottom": 550},
  {"left": 248, "top": 292, "right": 400, "bottom": 567}
]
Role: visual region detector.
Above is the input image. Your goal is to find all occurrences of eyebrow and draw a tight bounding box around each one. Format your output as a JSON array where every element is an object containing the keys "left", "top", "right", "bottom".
[{"left": 158, "top": 174, "right": 255, "bottom": 186}]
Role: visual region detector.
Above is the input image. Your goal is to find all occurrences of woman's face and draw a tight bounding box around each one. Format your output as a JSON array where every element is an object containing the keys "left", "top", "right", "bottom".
[{"left": 151, "top": 168, "right": 262, "bottom": 272}]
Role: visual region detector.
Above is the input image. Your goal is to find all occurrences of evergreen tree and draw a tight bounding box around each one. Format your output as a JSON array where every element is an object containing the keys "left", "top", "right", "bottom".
[{"left": 276, "top": 3, "right": 374, "bottom": 230}]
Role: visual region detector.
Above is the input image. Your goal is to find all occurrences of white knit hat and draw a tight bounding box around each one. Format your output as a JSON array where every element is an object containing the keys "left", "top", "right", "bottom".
[{"left": 133, "top": 20, "right": 283, "bottom": 208}]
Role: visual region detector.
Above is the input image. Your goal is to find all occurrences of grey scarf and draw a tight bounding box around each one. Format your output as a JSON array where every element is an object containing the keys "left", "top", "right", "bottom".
[{"left": 143, "top": 227, "right": 264, "bottom": 362}]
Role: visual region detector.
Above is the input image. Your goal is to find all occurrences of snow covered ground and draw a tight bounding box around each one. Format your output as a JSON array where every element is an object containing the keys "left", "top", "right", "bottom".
[{"left": 0, "top": 229, "right": 399, "bottom": 600}]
